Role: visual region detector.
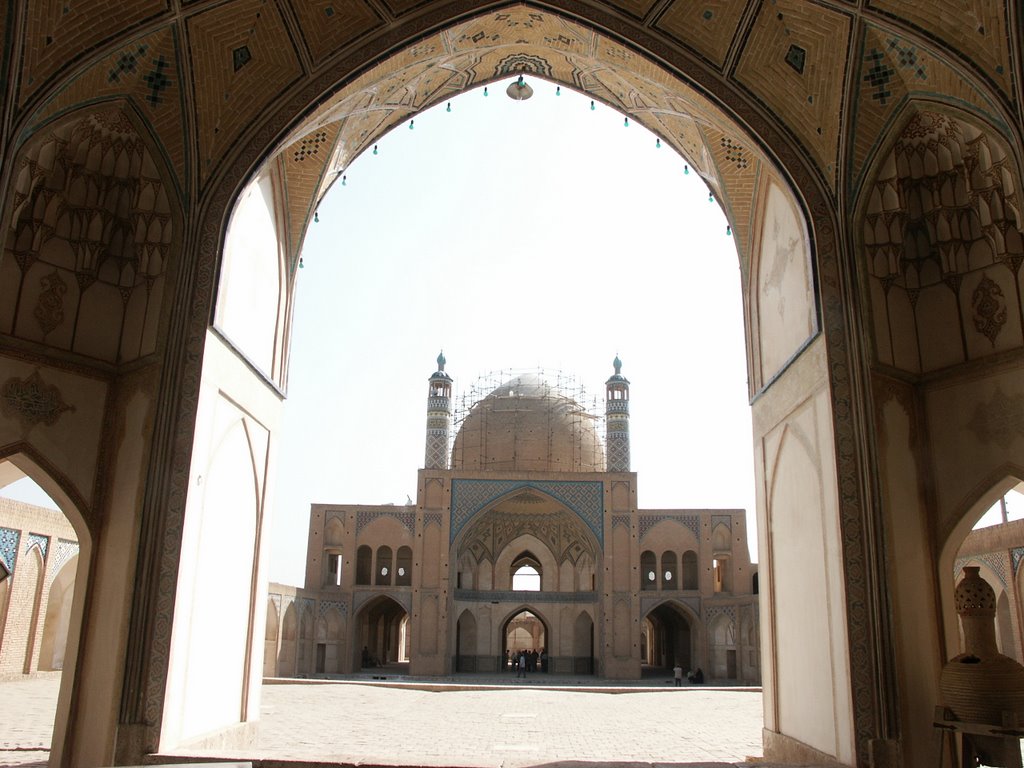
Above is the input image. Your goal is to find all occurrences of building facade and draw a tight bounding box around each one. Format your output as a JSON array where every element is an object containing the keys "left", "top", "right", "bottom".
[
  {"left": 0, "top": 497, "right": 79, "bottom": 679},
  {"left": 267, "top": 358, "right": 759, "bottom": 684}
]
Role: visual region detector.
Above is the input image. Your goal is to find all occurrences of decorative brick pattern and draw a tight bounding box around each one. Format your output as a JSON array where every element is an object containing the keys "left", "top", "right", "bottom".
[
  {"left": 356, "top": 509, "right": 416, "bottom": 535},
  {"left": 51, "top": 539, "right": 79, "bottom": 575},
  {"left": 869, "top": 0, "right": 1013, "bottom": 99},
  {"left": 318, "top": 599, "right": 347, "bottom": 617},
  {"left": 733, "top": 0, "right": 851, "bottom": 187},
  {"left": 639, "top": 513, "right": 700, "bottom": 540},
  {"left": 450, "top": 479, "right": 604, "bottom": 545},
  {"left": 655, "top": 0, "right": 748, "bottom": 69}
]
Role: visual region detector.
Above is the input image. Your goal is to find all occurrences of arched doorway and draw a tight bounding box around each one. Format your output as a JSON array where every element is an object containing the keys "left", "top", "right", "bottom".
[
  {"left": 354, "top": 595, "right": 409, "bottom": 670},
  {"left": 642, "top": 602, "right": 693, "bottom": 677},
  {"left": 504, "top": 608, "right": 548, "bottom": 673},
  {"left": 0, "top": 457, "right": 90, "bottom": 767}
]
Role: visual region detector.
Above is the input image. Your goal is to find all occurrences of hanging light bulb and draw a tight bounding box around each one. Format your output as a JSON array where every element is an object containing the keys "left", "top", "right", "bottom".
[
  {"left": 556, "top": 86, "right": 561, "bottom": 96},
  {"left": 684, "top": 164, "right": 689, "bottom": 175},
  {"left": 484, "top": 86, "right": 488, "bottom": 97},
  {"left": 409, "top": 119, "right": 414, "bottom": 130},
  {"left": 656, "top": 138, "right": 661, "bottom": 148},
  {"left": 623, "top": 117, "right": 629, "bottom": 127},
  {"left": 313, "top": 210, "right": 319, "bottom": 223},
  {"left": 708, "top": 192, "right": 714, "bottom": 202},
  {"left": 446, "top": 102, "right": 451, "bottom": 112},
  {"left": 373, "top": 144, "right": 378, "bottom": 155},
  {"left": 341, "top": 175, "right": 347, "bottom": 186},
  {"left": 590, "top": 100, "right": 595, "bottom": 110},
  {"left": 299, "top": 257, "right": 305, "bottom": 269},
  {"left": 726, "top": 225, "right": 732, "bottom": 236}
]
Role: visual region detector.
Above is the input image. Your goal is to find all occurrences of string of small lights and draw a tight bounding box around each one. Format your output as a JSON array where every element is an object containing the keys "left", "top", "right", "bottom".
[{"left": 303, "top": 74, "right": 733, "bottom": 271}]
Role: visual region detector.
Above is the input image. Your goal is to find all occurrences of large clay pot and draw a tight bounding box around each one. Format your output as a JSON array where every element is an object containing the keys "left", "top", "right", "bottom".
[{"left": 939, "top": 566, "right": 1024, "bottom": 765}]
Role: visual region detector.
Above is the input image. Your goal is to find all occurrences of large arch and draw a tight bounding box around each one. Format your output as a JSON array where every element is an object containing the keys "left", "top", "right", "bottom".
[{"left": 3, "top": 2, "right": 1022, "bottom": 766}]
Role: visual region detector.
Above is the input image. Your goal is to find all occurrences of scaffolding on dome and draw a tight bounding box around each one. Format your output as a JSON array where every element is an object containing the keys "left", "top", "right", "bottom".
[{"left": 449, "top": 368, "right": 606, "bottom": 473}]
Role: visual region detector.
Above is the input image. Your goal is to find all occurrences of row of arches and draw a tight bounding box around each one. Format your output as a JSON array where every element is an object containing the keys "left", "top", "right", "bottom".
[
  {"left": 455, "top": 605, "right": 594, "bottom": 675},
  {"left": 264, "top": 593, "right": 412, "bottom": 676},
  {"left": 355, "top": 545, "right": 412, "bottom": 587},
  {"left": 640, "top": 550, "right": 699, "bottom": 591}
]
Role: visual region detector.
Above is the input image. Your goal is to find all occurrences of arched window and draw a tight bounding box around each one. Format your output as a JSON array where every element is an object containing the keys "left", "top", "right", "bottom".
[
  {"left": 356, "top": 545, "right": 372, "bottom": 585},
  {"left": 661, "top": 551, "right": 677, "bottom": 590},
  {"left": 396, "top": 546, "right": 412, "bottom": 586},
  {"left": 640, "top": 550, "right": 657, "bottom": 591},
  {"left": 376, "top": 546, "right": 393, "bottom": 585},
  {"left": 681, "top": 550, "right": 698, "bottom": 590},
  {"left": 511, "top": 552, "right": 542, "bottom": 591}
]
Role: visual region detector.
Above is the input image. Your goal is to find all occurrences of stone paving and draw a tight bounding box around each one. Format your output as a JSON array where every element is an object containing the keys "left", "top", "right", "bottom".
[
  {"left": 1, "top": 673, "right": 772, "bottom": 767},
  {"left": 172, "top": 676, "right": 766, "bottom": 767},
  {"left": 0, "top": 675, "right": 57, "bottom": 767}
]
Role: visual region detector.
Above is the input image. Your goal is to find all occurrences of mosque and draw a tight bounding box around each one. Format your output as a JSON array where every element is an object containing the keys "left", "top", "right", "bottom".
[
  {"left": 265, "top": 356, "right": 760, "bottom": 682},
  {"left": 2, "top": 2, "right": 1024, "bottom": 766}
]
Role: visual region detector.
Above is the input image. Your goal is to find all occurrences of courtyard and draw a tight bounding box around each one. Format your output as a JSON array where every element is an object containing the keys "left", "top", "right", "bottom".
[{"left": 2, "top": 675, "right": 766, "bottom": 767}]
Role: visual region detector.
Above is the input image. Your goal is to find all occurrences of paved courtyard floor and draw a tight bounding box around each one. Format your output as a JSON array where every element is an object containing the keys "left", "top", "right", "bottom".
[{"left": 2, "top": 673, "right": 772, "bottom": 767}]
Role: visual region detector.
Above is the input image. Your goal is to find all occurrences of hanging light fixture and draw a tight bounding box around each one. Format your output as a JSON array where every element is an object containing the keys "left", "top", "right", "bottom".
[{"left": 506, "top": 74, "right": 533, "bottom": 101}]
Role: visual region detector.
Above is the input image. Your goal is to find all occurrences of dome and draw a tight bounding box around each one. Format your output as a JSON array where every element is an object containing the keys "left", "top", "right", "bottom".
[{"left": 451, "top": 373, "right": 605, "bottom": 472}]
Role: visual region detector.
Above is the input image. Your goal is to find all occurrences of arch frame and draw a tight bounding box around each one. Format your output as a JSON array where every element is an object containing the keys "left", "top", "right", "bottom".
[{"left": 111, "top": 4, "right": 893, "bottom": 763}]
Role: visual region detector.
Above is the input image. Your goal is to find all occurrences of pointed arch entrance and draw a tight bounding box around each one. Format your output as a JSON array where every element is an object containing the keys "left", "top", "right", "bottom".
[
  {"left": 642, "top": 601, "right": 694, "bottom": 677},
  {"left": 0, "top": 452, "right": 91, "bottom": 768},
  {"left": 503, "top": 607, "right": 548, "bottom": 673},
  {"left": 354, "top": 595, "right": 409, "bottom": 670}
]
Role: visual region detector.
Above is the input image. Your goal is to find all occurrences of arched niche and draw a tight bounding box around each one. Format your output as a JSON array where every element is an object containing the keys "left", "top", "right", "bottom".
[
  {"left": 1, "top": 102, "right": 180, "bottom": 365},
  {"left": 857, "top": 105, "right": 1024, "bottom": 373}
]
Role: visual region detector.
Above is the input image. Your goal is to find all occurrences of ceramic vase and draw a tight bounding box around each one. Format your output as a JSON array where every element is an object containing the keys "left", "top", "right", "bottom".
[{"left": 939, "top": 566, "right": 1024, "bottom": 766}]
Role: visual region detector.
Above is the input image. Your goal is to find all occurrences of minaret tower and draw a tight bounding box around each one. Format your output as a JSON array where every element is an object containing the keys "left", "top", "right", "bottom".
[
  {"left": 605, "top": 355, "right": 630, "bottom": 472},
  {"left": 424, "top": 351, "right": 453, "bottom": 469}
]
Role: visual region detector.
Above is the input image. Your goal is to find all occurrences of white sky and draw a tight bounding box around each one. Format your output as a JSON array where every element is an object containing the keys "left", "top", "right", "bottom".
[{"left": 1, "top": 78, "right": 1021, "bottom": 586}]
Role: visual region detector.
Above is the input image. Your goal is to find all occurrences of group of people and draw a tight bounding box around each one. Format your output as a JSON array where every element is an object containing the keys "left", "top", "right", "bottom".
[
  {"left": 506, "top": 648, "right": 545, "bottom": 676},
  {"left": 671, "top": 665, "right": 704, "bottom": 686}
]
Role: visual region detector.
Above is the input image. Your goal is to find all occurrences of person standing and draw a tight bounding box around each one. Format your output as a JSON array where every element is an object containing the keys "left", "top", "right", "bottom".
[
  {"left": 673, "top": 664, "right": 683, "bottom": 687},
  {"left": 518, "top": 651, "right": 527, "bottom": 678}
]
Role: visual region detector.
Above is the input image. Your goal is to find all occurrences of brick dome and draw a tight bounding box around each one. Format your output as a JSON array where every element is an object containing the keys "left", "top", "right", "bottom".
[{"left": 451, "top": 374, "right": 604, "bottom": 473}]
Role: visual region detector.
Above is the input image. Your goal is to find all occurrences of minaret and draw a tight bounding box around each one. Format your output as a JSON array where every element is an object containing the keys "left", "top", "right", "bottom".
[
  {"left": 605, "top": 355, "right": 630, "bottom": 472},
  {"left": 424, "top": 351, "right": 453, "bottom": 469}
]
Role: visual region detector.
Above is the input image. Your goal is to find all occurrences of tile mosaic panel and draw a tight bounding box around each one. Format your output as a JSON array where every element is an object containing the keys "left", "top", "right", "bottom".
[{"left": 0, "top": 527, "right": 19, "bottom": 574}]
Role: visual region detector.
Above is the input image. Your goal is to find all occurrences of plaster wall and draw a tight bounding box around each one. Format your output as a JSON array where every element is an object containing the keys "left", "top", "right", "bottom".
[
  {"left": 874, "top": 378, "right": 942, "bottom": 768},
  {"left": 214, "top": 172, "right": 285, "bottom": 379},
  {"left": 753, "top": 336, "right": 853, "bottom": 765},
  {"left": 162, "top": 331, "right": 281, "bottom": 749},
  {"left": 754, "top": 180, "right": 815, "bottom": 388}
]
